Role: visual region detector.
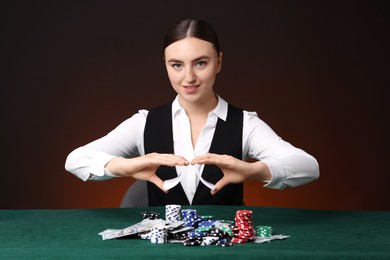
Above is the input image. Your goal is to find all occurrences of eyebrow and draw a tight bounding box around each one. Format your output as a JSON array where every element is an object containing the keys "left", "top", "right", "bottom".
[{"left": 167, "top": 55, "right": 211, "bottom": 63}]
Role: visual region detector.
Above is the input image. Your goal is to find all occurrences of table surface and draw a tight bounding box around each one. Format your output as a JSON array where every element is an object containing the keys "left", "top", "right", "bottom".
[{"left": 1, "top": 205, "right": 389, "bottom": 259}]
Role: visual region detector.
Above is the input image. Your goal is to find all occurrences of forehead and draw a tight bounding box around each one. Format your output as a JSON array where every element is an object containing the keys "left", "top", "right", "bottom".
[{"left": 164, "top": 37, "right": 216, "bottom": 60}]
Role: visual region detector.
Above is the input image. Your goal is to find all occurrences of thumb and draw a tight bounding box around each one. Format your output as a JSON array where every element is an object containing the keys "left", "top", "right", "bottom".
[
  {"left": 210, "top": 178, "right": 229, "bottom": 195},
  {"left": 148, "top": 175, "right": 168, "bottom": 193}
]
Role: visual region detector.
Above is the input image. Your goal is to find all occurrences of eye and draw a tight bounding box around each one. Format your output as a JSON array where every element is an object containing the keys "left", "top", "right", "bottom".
[
  {"left": 196, "top": 61, "right": 207, "bottom": 67},
  {"left": 171, "top": 63, "right": 182, "bottom": 70}
]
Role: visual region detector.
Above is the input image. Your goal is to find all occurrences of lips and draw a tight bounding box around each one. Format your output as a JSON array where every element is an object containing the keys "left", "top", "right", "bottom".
[{"left": 183, "top": 85, "right": 199, "bottom": 94}]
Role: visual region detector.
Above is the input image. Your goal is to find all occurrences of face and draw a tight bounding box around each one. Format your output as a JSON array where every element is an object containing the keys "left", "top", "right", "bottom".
[{"left": 164, "top": 37, "right": 222, "bottom": 106}]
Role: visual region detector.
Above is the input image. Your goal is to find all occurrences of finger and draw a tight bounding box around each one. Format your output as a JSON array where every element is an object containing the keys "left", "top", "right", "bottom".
[
  {"left": 191, "top": 153, "right": 223, "bottom": 165},
  {"left": 158, "top": 154, "right": 189, "bottom": 164},
  {"left": 148, "top": 175, "right": 168, "bottom": 193},
  {"left": 158, "top": 153, "right": 188, "bottom": 162},
  {"left": 148, "top": 154, "right": 189, "bottom": 167},
  {"left": 210, "top": 177, "right": 230, "bottom": 195}
]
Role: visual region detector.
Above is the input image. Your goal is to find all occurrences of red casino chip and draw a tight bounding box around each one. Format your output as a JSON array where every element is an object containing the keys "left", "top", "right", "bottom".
[{"left": 231, "top": 237, "right": 248, "bottom": 244}]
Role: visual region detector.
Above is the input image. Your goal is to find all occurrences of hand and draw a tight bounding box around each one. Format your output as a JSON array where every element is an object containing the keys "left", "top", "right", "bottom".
[
  {"left": 106, "top": 153, "right": 189, "bottom": 193},
  {"left": 191, "top": 153, "right": 271, "bottom": 195}
]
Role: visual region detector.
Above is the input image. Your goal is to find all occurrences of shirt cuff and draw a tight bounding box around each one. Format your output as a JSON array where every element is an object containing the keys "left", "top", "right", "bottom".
[
  {"left": 260, "top": 159, "right": 287, "bottom": 190},
  {"left": 83, "top": 153, "right": 118, "bottom": 181},
  {"left": 88, "top": 168, "right": 119, "bottom": 181}
]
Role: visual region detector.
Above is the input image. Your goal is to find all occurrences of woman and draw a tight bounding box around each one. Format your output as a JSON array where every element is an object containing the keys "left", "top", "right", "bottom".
[{"left": 65, "top": 19, "right": 319, "bottom": 206}]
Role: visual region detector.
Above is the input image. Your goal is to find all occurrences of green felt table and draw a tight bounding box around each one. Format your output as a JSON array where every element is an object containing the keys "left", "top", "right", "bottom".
[{"left": 1, "top": 206, "right": 389, "bottom": 259}]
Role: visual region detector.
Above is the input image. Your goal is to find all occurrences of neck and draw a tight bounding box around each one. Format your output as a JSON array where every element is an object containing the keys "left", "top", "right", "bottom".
[{"left": 179, "top": 94, "right": 218, "bottom": 117}]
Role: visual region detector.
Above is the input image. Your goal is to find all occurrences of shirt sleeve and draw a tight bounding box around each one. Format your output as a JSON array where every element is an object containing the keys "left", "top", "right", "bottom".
[
  {"left": 242, "top": 111, "right": 320, "bottom": 189},
  {"left": 64, "top": 110, "right": 148, "bottom": 181}
]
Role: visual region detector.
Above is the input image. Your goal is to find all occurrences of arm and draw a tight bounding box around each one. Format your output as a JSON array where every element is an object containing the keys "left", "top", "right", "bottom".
[
  {"left": 191, "top": 154, "right": 272, "bottom": 195},
  {"left": 105, "top": 153, "right": 188, "bottom": 191},
  {"left": 191, "top": 111, "right": 319, "bottom": 194},
  {"left": 65, "top": 110, "right": 148, "bottom": 181},
  {"left": 243, "top": 111, "right": 320, "bottom": 189},
  {"left": 64, "top": 110, "right": 189, "bottom": 191}
]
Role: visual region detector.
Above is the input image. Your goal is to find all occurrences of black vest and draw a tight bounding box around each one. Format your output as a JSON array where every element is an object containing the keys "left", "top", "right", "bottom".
[{"left": 144, "top": 103, "right": 243, "bottom": 206}]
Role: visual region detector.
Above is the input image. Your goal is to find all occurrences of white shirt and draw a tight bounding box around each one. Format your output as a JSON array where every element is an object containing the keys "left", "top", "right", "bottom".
[{"left": 65, "top": 95, "right": 319, "bottom": 204}]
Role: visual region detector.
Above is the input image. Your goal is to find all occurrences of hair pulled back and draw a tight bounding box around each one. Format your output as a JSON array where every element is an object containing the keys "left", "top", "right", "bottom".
[{"left": 163, "top": 19, "right": 220, "bottom": 55}]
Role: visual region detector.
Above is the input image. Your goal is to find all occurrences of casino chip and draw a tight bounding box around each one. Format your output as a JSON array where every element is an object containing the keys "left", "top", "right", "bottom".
[
  {"left": 255, "top": 225, "right": 273, "bottom": 237},
  {"left": 165, "top": 204, "right": 182, "bottom": 223},
  {"left": 150, "top": 226, "right": 168, "bottom": 244},
  {"left": 141, "top": 211, "right": 160, "bottom": 220},
  {"left": 201, "top": 236, "right": 219, "bottom": 246},
  {"left": 215, "top": 237, "right": 233, "bottom": 247},
  {"left": 134, "top": 206, "right": 279, "bottom": 247},
  {"left": 233, "top": 210, "right": 256, "bottom": 243},
  {"left": 182, "top": 209, "right": 201, "bottom": 227},
  {"left": 231, "top": 237, "right": 247, "bottom": 244},
  {"left": 183, "top": 238, "right": 202, "bottom": 246}
]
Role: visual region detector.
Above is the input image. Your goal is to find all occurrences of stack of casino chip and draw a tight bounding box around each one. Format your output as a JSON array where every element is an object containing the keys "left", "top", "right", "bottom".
[
  {"left": 137, "top": 207, "right": 276, "bottom": 247},
  {"left": 194, "top": 224, "right": 212, "bottom": 235},
  {"left": 197, "top": 219, "right": 217, "bottom": 229},
  {"left": 181, "top": 209, "right": 200, "bottom": 227},
  {"left": 208, "top": 227, "right": 233, "bottom": 246},
  {"left": 215, "top": 237, "right": 232, "bottom": 247},
  {"left": 183, "top": 238, "right": 202, "bottom": 246},
  {"left": 232, "top": 210, "right": 255, "bottom": 244},
  {"left": 141, "top": 211, "right": 160, "bottom": 220},
  {"left": 165, "top": 204, "right": 182, "bottom": 223},
  {"left": 169, "top": 231, "right": 190, "bottom": 241},
  {"left": 150, "top": 225, "right": 168, "bottom": 244},
  {"left": 187, "top": 231, "right": 207, "bottom": 243},
  {"left": 255, "top": 225, "right": 273, "bottom": 237},
  {"left": 188, "top": 231, "right": 208, "bottom": 238},
  {"left": 183, "top": 226, "right": 233, "bottom": 246},
  {"left": 201, "top": 236, "right": 219, "bottom": 246},
  {"left": 208, "top": 227, "right": 231, "bottom": 239},
  {"left": 214, "top": 220, "right": 235, "bottom": 237}
]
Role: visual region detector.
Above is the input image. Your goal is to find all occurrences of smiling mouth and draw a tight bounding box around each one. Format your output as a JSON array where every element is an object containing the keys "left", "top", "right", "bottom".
[
  {"left": 182, "top": 85, "right": 199, "bottom": 94},
  {"left": 184, "top": 85, "right": 198, "bottom": 89}
]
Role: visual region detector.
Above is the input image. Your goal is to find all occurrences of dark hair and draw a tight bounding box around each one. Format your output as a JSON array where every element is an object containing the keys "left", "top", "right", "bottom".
[{"left": 163, "top": 19, "right": 220, "bottom": 55}]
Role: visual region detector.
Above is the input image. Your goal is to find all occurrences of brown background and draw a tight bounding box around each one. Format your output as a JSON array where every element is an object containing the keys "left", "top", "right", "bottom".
[{"left": 3, "top": 1, "right": 389, "bottom": 210}]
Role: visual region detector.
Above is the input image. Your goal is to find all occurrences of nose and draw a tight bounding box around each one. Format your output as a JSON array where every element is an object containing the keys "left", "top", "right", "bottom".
[{"left": 184, "top": 68, "right": 196, "bottom": 83}]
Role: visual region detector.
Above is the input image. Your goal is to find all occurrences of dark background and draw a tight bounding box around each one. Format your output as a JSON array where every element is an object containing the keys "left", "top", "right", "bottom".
[{"left": 3, "top": 1, "right": 389, "bottom": 210}]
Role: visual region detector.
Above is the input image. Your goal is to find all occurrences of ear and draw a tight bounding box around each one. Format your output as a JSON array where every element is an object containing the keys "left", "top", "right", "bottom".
[{"left": 217, "top": 52, "right": 223, "bottom": 73}]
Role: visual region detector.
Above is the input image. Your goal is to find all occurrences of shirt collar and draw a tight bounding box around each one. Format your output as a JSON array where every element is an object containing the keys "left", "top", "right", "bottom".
[{"left": 172, "top": 94, "right": 228, "bottom": 121}]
